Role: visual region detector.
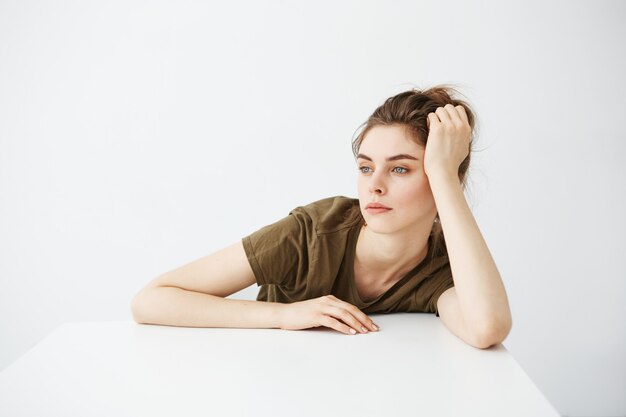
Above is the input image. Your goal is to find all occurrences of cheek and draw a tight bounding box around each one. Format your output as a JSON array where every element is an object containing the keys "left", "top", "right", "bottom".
[
  {"left": 357, "top": 176, "right": 372, "bottom": 194},
  {"left": 396, "top": 180, "right": 433, "bottom": 206},
  {"left": 357, "top": 178, "right": 366, "bottom": 195}
]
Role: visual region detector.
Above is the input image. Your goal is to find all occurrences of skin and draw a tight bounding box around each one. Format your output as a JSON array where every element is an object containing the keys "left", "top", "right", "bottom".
[
  {"left": 131, "top": 103, "right": 511, "bottom": 348},
  {"left": 354, "top": 104, "right": 512, "bottom": 348},
  {"left": 355, "top": 124, "right": 436, "bottom": 295}
]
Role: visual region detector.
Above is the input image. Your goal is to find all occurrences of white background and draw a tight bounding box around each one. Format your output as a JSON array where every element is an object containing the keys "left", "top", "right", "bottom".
[{"left": 1, "top": 1, "right": 624, "bottom": 416}]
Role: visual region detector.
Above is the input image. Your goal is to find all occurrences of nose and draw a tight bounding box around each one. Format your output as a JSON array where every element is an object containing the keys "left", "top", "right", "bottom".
[{"left": 368, "top": 172, "right": 386, "bottom": 195}]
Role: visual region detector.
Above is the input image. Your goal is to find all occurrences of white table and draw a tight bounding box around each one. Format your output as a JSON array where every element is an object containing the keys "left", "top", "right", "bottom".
[{"left": 0, "top": 314, "right": 559, "bottom": 416}]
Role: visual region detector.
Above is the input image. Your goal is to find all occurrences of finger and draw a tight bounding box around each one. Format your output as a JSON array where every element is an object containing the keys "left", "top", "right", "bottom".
[
  {"left": 326, "top": 305, "right": 368, "bottom": 333},
  {"left": 427, "top": 112, "right": 439, "bottom": 129},
  {"left": 454, "top": 104, "right": 469, "bottom": 124},
  {"left": 327, "top": 296, "right": 379, "bottom": 331},
  {"left": 320, "top": 315, "right": 357, "bottom": 335},
  {"left": 345, "top": 304, "right": 379, "bottom": 332},
  {"left": 443, "top": 103, "right": 463, "bottom": 125},
  {"left": 435, "top": 106, "right": 452, "bottom": 124}
]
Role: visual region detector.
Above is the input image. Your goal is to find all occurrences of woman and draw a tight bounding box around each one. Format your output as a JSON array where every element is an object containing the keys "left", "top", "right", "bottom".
[{"left": 131, "top": 85, "right": 512, "bottom": 349}]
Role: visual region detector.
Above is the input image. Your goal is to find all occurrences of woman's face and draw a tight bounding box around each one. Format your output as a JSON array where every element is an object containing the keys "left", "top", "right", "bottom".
[{"left": 356, "top": 124, "right": 437, "bottom": 235}]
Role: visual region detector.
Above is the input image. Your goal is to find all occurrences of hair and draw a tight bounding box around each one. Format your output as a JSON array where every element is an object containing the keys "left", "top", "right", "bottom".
[{"left": 350, "top": 84, "right": 478, "bottom": 260}]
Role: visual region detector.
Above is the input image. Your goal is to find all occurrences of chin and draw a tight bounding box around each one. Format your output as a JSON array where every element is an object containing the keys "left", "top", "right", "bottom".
[{"left": 363, "top": 218, "right": 402, "bottom": 234}]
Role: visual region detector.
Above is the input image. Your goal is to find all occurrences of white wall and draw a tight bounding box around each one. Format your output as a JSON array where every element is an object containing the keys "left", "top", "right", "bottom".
[{"left": 1, "top": 1, "right": 624, "bottom": 416}]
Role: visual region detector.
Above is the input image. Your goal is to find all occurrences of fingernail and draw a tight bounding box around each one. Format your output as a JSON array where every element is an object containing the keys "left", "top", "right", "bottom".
[
  {"left": 372, "top": 324, "right": 379, "bottom": 331},
  {"left": 350, "top": 328, "right": 356, "bottom": 335},
  {"left": 361, "top": 326, "right": 368, "bottom": 333}
]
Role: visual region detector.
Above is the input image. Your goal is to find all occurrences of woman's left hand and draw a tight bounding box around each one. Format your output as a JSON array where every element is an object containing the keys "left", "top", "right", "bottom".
[{"left": 423, "top": 104, "right": 472, "bottom": 179}]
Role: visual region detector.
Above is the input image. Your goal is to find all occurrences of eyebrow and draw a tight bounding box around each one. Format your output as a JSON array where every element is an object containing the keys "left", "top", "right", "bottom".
[{"left": 356, "top": 153, "right": 419, "bottom": 162}]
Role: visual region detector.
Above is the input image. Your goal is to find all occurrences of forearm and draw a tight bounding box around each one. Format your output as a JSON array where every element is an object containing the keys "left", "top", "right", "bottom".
[
  {"left": 429, "top": 172, "right": 512, "bottom": 336},
  {"left": 131, "top": 286, "right": 284, "bottom": 329}
]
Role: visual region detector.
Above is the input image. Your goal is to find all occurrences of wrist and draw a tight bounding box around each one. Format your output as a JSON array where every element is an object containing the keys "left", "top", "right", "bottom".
[
  {"left": 427, "top": 169, "right": 459, "bottom": 185},
  {"left": 272, "top": 302, "right": 287, "bottom": 329}
]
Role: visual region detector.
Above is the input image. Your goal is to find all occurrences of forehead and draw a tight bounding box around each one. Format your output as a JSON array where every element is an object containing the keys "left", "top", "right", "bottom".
[{"left": 360, "top": 124, "right": 424, "bottom": 156}]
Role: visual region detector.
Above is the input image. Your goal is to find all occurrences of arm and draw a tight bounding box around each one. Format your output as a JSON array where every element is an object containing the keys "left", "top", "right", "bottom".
[
  {"left": 424, "top": 104, "right": 512, "bottom": 349},
  {"left": 130, "top": 241, "right": 283, "bottom": 328},
  {"left": 131, "top": 240, "right": 378, "bottom": 335},
  {"left": 430, "top": 171, "right": 512, "bottom": 349}
]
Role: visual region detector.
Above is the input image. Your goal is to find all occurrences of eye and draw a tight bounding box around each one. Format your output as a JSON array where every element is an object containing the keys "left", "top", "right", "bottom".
[
  {"left": 392, "top": 167, "right": 408, "bottom": 174},
  {"left": 359, "top": 166, "right": 372, "bottom": 174}
]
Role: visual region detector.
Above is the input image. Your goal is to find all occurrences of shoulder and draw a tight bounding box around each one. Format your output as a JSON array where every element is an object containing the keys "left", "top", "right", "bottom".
[{"left": 290, "top": 196, "right": 362, "bottom": 234}]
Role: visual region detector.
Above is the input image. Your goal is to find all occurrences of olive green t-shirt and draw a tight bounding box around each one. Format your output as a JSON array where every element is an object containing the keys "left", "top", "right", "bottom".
[{"left": 241, "top": 196, "right": 454, "bottom": 315}]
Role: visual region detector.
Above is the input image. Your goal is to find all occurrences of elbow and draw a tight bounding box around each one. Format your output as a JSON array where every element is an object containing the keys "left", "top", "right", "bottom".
[
  {"left": 131, "top": 290, "right": 150, "bottom": 324},
  {"left": 469, "top": 317, "right": 513, "bottom": 349}
]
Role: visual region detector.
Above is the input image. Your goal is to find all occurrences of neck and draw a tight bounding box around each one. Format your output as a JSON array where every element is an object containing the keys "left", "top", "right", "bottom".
[{"left": 355, "top": 220, "right": 432, "bottom": 285}]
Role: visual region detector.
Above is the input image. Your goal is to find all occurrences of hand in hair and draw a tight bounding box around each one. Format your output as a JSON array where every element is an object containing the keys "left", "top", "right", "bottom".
[
  {"left": 277, "top": 295, "right": 379, "bottom": 335},
  {"left": 424, "top": 104, "right": 471, "bottom": 179}
]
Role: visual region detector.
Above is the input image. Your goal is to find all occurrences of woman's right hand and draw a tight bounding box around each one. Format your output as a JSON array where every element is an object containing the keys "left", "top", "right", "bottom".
[{"left": 277, "top": 295, "right": 379, "bottom": 335}]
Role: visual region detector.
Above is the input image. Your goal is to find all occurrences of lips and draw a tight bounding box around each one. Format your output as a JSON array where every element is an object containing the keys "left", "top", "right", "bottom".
[{"left": 366, "top": 202, "right": 391, "bottom": 210}]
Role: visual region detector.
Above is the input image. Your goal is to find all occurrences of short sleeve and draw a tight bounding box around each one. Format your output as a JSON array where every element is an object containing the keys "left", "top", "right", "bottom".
[
  {"left": 428, "top": 271, "right": 455, "bottom": 317},
  {"left": 241, "top": 210, "right": 311, "bottom": 288}
]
